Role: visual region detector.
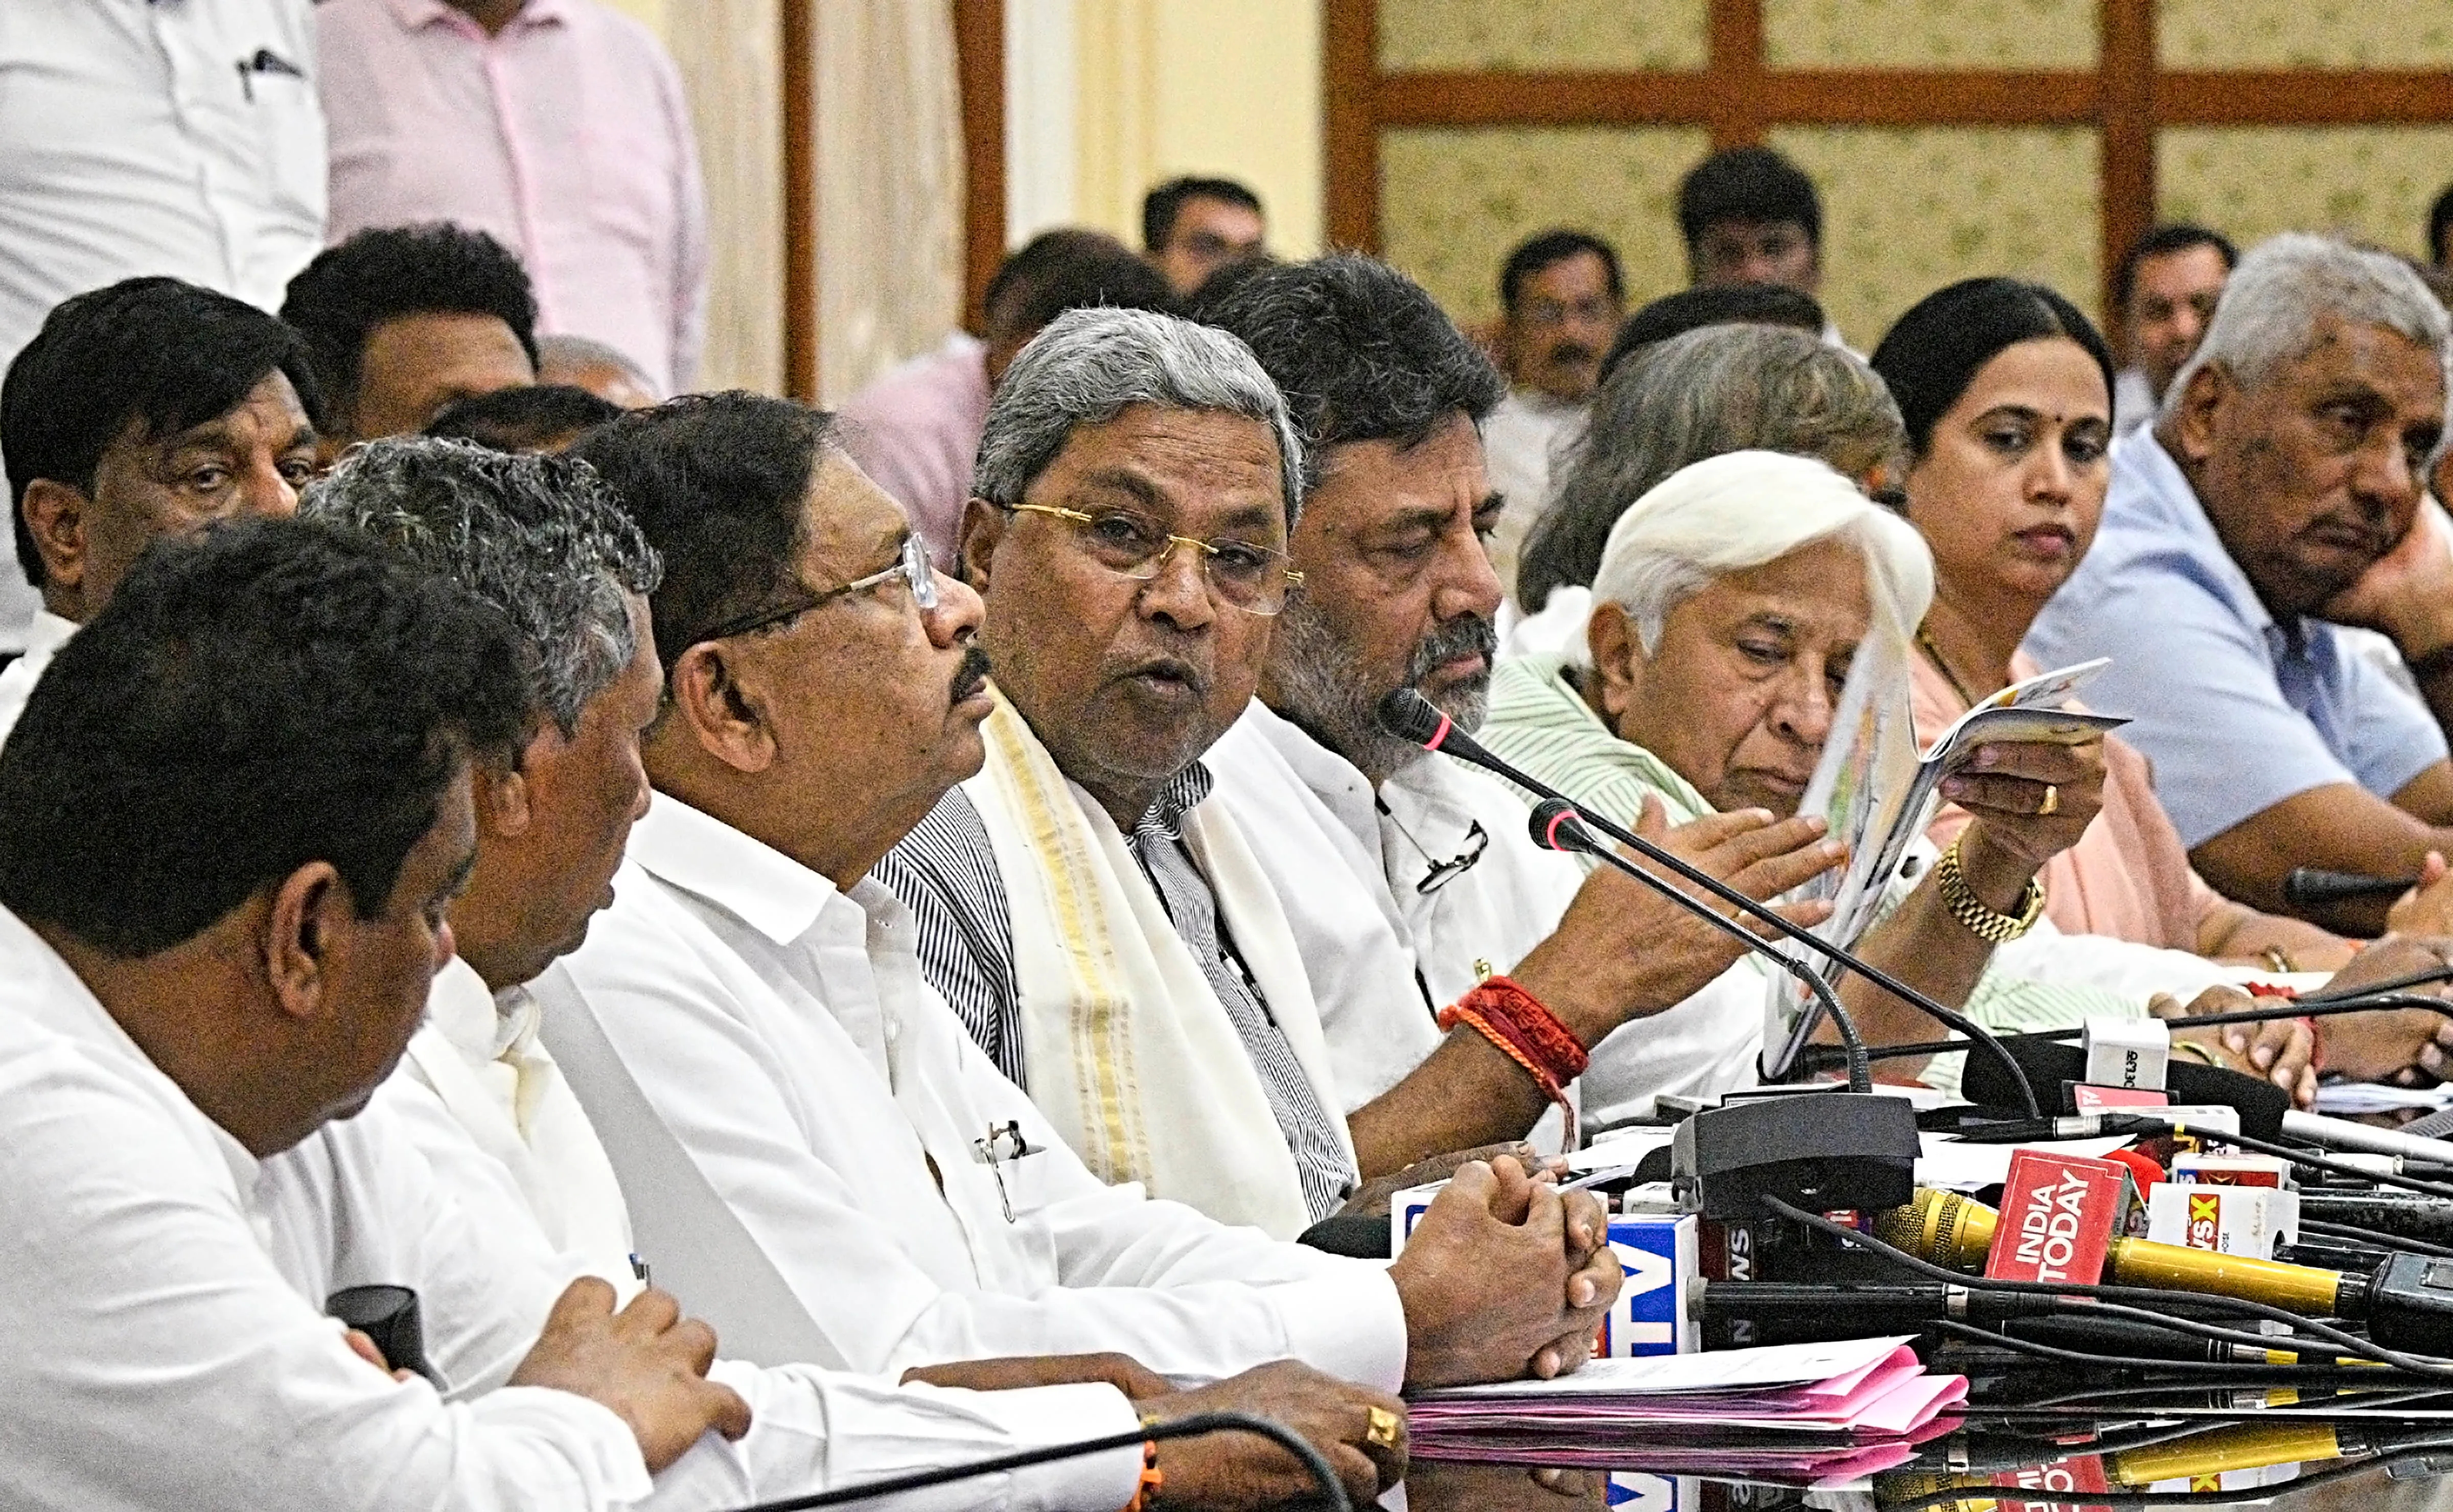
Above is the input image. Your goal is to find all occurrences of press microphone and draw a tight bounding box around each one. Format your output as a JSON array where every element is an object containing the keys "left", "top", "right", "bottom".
[
  {"left": 1529, "top": 798, "right": 1872, "bottom": 1092},
  {"left": 2284, "top": 868, "right": 2419, "bottom": 907},
  {"left": 1378, "top": 687, "right": 2041, "bottom": 1116},
  {"left": 1872, "top": 1185, "right": 2453, "bottom": 1353}
]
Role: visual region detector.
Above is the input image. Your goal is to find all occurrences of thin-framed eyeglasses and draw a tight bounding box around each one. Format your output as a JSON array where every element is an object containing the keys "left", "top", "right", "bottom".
[
  {"left": 1002, "top": 502, "right": 1304, "bottom": 616},
  {"left": 684, "top": 533, "right": 938, "bottom": 647}
]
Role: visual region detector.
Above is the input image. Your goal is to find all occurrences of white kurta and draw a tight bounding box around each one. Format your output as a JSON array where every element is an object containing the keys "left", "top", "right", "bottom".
[
  {"left": 1205, "top": 700, "right": 1585, "bottom": 1119},
  {"left": 534, "top": 793, "right": 1410, "bottom": 1386},
  {"left": 1480, "top": 389, "right": 1585, "bottom": 606},
  {"left": 395, "top": 955, "right": 640, "bottom": 1296},
  {"left": 0, "top": 608, "right": 78, "bottom": 746},
  {"left": 0, "top": 902, "right": 1150, "bottom": 1512}
]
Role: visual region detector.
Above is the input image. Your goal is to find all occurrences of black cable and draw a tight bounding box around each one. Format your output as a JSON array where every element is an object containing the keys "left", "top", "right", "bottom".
[
  {"left": 1383, "top": 690, "right": 2040, "bottom": 1115},
  {"left": 2302, "top": 963, "right": 2453, "bottom": 1003},
  {"left": 1809, "top": 990, "right": 2453, "bottom": 1071},
  {"left": 1762, "top": 1196, "right": 2453, "bottom": 1380},
  {"left": 1930, "top": 1318, "right": 2355, "bottom": 1376},
  {"left": 2133, "top": 1118, "right": 2453, "bottom": 1204},
  {"left": 1875, "top": 1440, "right": 2453, "bottom": 1511},
  {"left": 716, "top": 1410, "right": 1354, "bottom": 1512},
  {"left": 1535, "top": 804, "right": 1874, "bottom": 1095},
  {"left": 2301, "top": 1217, "right": 2453, "bottom": 1260}
]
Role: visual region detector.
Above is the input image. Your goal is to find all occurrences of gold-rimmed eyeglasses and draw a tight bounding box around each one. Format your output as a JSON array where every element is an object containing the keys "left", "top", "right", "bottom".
[
  {"left": 684, "top": 533, "right": 939, "bottom": 648},
  {"left": 1003, "top": 502, "right": 1304, "bottom": 616}
]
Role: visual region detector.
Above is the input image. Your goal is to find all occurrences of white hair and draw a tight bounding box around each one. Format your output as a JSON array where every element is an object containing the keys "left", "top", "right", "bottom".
[
  {"left": 1586, "top": 449, "right": 1934, "bottom": 665},
  {"left": 2165, "top": 232, "right": 2452, "bottom": 422}
]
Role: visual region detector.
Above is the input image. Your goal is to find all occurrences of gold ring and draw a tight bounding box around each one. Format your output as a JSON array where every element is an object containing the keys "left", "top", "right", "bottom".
[
  {"left": 1365, "top": 1405, "right": 1403, "bottom": 1449},
  {"left": 2038, "top": 783, "right": 2060, "bottom": 817}
]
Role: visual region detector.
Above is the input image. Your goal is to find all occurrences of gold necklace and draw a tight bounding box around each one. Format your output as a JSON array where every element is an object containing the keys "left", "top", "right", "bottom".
[{"left": 1915, "top": 624, "right": 1986, "bottom": 710}]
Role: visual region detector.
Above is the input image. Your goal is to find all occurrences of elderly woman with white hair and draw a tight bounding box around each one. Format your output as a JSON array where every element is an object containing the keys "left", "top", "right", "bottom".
[{"left": 1480, "top": 451, "right": 2313, "bottom": 1115}]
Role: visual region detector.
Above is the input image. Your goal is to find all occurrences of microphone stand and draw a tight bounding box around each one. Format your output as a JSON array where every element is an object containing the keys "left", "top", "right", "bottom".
[
  {"left": 1529, "top": 800, "right": 1875, "bottom": 1094},
  {"left": 719, "top": 1410, "right": 1352, "bottom": 1512},
  {"left": 1379, "top": 689, "right": 2041, "bottom": 1116}
]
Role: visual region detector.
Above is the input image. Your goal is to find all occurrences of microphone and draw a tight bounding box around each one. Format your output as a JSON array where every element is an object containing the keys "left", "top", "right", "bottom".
[
  {"left": 1871, "top": 1185, "right": 2453, "bottom": 1353},
  {"left": 718, "top": 1410, "right": 1352, "bottom": 1512},
  {"left": 2284, "top": 868, "right": 2418, "bottom": 907},
  {"left": 326, "top": 1284, "right": 439, "bottom": 1386},
  {"left": 1528, "top": 798, "right": 1871, "bottom": 1093},
  {"left": 1697, "top": 1281, "right": 2327, "bottom": 1363},
  {"left": 1378, "top": 688, "right": 2041, "bottom": 1116}
]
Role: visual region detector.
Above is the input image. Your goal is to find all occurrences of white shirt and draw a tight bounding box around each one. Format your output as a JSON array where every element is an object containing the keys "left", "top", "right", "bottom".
[
  {"left": 2113, "top": 365, "right": 2158, "bottom": 436},
  {"left": 533, "top": 793, "right": 1409, "bottom": 1386},
  {"left": 0, "top": 609, "right": 77, "bottom": 747},
  {"left": 0, "top": 1, "right": 326, "bottom": 652},
  {"left": 0, "top": 901, "right": 1149, "bottom": 1512},
  {"left": 394, "top": 955, "right": 640, "bottom": 1296},
  {"left": 1205, "top": 701, "right": 1585, "bottom": 1118},
  {"left": 1480, "top": 390, "right": 1585, "bottom": 609}
]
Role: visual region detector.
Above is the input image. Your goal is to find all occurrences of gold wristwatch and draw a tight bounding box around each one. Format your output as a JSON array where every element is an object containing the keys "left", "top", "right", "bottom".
[{"left": 1936, "top": 836, "right": 2046, "bottom": 943}]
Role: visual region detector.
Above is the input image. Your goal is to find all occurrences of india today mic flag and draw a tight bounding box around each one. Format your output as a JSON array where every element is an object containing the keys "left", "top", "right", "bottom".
[{"left": 1983, "top": 1150, "right": 2137, "bottom": 1285}]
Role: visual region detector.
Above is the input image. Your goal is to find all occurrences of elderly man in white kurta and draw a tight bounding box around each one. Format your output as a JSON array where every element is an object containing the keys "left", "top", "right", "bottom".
[
  {"left": 541, "top": 387, "right": 1623, "bottom": 1408},
  {"left": 0, "top": 517, "right": 1197, "bottom": 1512}
]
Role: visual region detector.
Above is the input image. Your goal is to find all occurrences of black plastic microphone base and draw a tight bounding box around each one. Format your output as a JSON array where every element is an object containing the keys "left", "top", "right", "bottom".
[{"left": 1672, "top": 1091, "right": 1919, "bottom": 1221}]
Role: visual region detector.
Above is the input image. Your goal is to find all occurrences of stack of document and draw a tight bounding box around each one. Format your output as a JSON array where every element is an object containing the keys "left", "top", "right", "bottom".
[{"left": 1407, "top": 1336, "right": 1965, "bottom": 1474}]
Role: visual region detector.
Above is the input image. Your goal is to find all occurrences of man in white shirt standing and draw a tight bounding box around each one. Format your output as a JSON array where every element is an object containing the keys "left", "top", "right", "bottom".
[
  {"left": 302, "top": 435, "right": 1418, "bottom": 1511},
  {"left": 1480, "top": 230, "right": 1625, "bottom": 603},
  {"left": 1187, "top": 256, "right": 1842, "bottom": 1156},
  {"left": 0, "top": 0, "right": 326, "bottom": 654},
  {"left": 0, "top": 277, "right": 323, "bottom": 741},
  {"left": 550, "top": 390, "right": 1623, "bottom": 1410}
]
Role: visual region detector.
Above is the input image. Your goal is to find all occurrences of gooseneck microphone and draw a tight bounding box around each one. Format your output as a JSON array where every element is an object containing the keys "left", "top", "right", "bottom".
[
  {"left": 720, "top": 1410, "right": 1352, "bottom": 1512},
  {"left": 1379, "top": 687, "right": 2040, "bottom": 1116},
  {"left": 1529, "top": 798, "right": 1873, "bottom": 1094},
  {"left": 2284, "top": 868, "right": 2420, "bottom": 908}
]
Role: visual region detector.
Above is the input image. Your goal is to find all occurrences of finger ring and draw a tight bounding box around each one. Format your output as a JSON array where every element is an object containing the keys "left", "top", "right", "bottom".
[
  {"left": 2038, "top": 783, "right": 2060, "bottom": 817},
  {"left": 1365, "top": 1405, "right": 1403, "bottom": 1449}
]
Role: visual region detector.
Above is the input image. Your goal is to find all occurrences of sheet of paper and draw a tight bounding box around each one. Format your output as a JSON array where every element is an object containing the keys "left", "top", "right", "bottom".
[{"left": 1412, "top": 1336, "right": 1917, "bottom": 1401}]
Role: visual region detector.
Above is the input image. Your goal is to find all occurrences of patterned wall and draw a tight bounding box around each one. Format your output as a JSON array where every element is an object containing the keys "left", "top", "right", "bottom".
[
  {"left": 1764, "top": 0, "right": 2097, "bottom": 68},
  {"left": 1769, "top": 126, "right": 2101, "bottom": 341},
  {"left": 1379, "top": 126, "right": 1713, "bottom": 326},
  {"left": 2160, "top": 0, "right": 2453, "bottom": 68},
  {"left": 2161, "top": 128, "right": 2453, "bottom": 261},
  {"left": 1377, "top": 0, "right": 1708, "bottom": 72}
]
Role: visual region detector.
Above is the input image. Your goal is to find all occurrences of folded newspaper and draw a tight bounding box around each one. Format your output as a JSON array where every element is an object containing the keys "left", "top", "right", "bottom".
[{"left": 1763, "top": 652, "right": 2127, "bottom": 1076}]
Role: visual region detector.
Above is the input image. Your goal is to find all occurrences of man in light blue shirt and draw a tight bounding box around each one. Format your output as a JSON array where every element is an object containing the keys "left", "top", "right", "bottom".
[{"left": 2028, "top": 234, "right": 2453, "bottom": 931}]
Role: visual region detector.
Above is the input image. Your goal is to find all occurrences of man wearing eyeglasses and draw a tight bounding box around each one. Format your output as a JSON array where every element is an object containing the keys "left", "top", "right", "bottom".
[{"left": 536, "top": 387, "right": 1622, "bottom": 1478}]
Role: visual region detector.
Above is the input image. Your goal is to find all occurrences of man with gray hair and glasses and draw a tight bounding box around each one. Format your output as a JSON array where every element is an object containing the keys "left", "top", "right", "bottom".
[{"left": 2029, "top": 234, "right": 2453, "bottom": 933}]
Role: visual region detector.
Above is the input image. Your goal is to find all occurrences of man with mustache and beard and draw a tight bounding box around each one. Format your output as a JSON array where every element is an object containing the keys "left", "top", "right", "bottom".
[
  {"left": 2029, "top": 235, "right": 2453, "bottom": 934},
  {"left": 1193, "top": 256, "right": 1859, "bottom": 1175},
  {"left": 536, "top": 388, "right": 1625, "bottom": 1487},
  {"left": 1478, "top": 231, "right": 1625, "bottom": 606}
]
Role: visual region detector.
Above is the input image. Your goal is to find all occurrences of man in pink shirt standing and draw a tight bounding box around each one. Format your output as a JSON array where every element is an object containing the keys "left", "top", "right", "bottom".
[
  {"left": 316, "top": 0, "right": 706, "bottom": 399},
  {"left": 841, "top": 230, "right": 1170, "bottom": 560}
]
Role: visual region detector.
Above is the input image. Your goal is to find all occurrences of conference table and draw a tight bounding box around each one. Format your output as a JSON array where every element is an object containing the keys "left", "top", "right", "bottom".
[{"left": 1396, "top": 1359, "right": 2453, "bottom": 1512}]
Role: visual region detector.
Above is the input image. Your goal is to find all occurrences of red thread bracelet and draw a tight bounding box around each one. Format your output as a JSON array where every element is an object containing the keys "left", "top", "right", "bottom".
[{"left": 1439, "top": 974, "right": 1585, "bottom": 1147}]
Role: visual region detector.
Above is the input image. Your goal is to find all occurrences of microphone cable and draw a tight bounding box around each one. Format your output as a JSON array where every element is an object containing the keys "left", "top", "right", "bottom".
[
  {"left": 1927, "top": 1317, "right": 2381, "bottom": 1378},
  {"left": 716, "top": 1410, "right": 1353, "bottom": 1512},
  {"left": 1874, "top": 1437, "right": 2453, "bottom": 1512},
  {"left": 1761, "top": 1195, "right": 2453, "bottom": 1382},
  {"left": 2299, "top": 1217, "right": 2453, "bottom": 1261},
  {"left": 1530, "top": 800, "right": 1874, "bottom": 1095},
  {"left": 1381, "top": 690, "right": 2039, "bottom": 1115}
]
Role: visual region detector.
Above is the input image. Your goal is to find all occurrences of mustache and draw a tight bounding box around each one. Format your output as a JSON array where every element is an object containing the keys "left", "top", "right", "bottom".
[
  {"left": 1545, "top": 341, "right": 1598, "bottom": 366},
  {"left": 950, "top": 644, "right": 992, "bottom": 702},
  {"left": 1405, "top": 614, "right": 1498, "bottom": 685}
]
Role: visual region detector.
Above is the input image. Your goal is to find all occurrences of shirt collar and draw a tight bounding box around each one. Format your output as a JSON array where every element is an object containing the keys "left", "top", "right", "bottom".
[
  {"left": 0, "top": 903, "right": 261, "bottom": 1189},
  {"left": 1132, "top": 762, "right": 1215, "bottom": 844},
  {"left": 2115, "top": 426, "right": 2281, "bottom": 642},
  {"left": 626, "top": 792, "right": 846, "bottom": 946},
  {"left": 382, "top": 0, "right": 571, "bottom": 35},
  {"left": 23, "top": 610, "right": 77, "bottom": 661}
]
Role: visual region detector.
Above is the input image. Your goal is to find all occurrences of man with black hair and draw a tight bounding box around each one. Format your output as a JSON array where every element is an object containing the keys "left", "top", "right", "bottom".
[
  {"left": 1200, "top": 254, "right": 1840, "bottom": 1167},
  {"left": 0, "top": 276, "right": 322, "bottom": 739},
  {"left": 283, "top": 222, "right": 540, "bottom": 452},
  {"left": 0, "top": 516, "right": 766, "bottom": 1508},
  {"left": 1483, "top": 230, "right": 1625, "bottom": 600},
  {"left": 2110, "top": 224, "right": 2239, "bottom": 435},
  {"left": 1677, "top": 145, "right": 1826, "bottom": 305},
  {"left": 841, "top": 228, "right": 1172, "bottom": 559},
  {"left": 544, "top": 389, "right": 1617, "bottom": 1450},
  {"left": 427, "top": 383, "right": 625, "bottom": 453},
  {"left": 1142, "top": 175, "right": 1267, "bottom": 296},
  {"left": 1601, "top": 283, "right": 1827, "bottom": 383}
]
